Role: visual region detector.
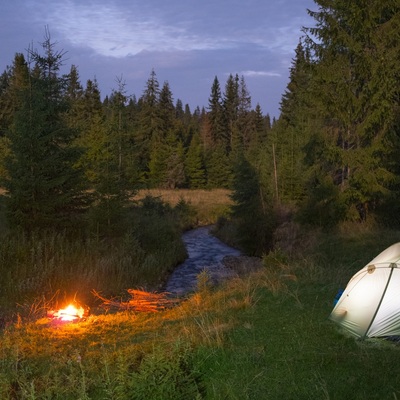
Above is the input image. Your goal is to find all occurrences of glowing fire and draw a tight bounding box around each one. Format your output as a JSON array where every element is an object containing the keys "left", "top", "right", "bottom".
[{"left": 52, "top": 304, "right": 85, "bottom": 322}]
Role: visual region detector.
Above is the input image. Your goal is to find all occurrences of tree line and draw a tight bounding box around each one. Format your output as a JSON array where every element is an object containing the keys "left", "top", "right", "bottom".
[
  {"left": 0, "top": 1, "right": 399, "bottom": 253},
  {"left": 0, "top": 29, "right": 271, "bottom": 235}
]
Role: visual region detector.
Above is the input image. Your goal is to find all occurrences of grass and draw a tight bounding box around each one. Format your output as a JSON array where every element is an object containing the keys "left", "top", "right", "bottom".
[
  {"left": 1, "top": 225, "right": 400, "bottom": 398},
  {"left": 134, "top": 188, "right": 233, "bottom": 225},
  {"left": 0, "top": 188, "right": 233, "bottom": 318},
  {"left": 0, "top": 195, "right": 193, "bottom": 317}
]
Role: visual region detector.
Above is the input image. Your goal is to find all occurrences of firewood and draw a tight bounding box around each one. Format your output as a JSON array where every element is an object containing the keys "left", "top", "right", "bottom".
[{"left": 92, "top": 289, "right": 179, "bottom": 312}]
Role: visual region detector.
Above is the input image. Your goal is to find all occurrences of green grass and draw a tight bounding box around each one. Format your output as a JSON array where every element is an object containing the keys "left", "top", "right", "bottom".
[{"left": 1, "top": 226, "right": 400, "bottom": 398}]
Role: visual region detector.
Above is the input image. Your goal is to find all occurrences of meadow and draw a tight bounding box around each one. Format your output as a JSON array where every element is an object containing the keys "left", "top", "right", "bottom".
[
  {"left": 1, "top": 190, "right": 400, "bottom": 399},
  {"left": 133, "top": 188, "right": 233, "bottom": 226}
]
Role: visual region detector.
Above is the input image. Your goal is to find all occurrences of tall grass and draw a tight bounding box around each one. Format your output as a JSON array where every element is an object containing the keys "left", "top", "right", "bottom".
[{"left": 0, "top": 196, "right": 191, "bottom": 319}]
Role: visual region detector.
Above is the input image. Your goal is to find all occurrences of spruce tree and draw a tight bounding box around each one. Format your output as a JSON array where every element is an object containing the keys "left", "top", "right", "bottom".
[
  {"left": 0, "top": 55, "right": 30, "bottom": 181},
  {"left": 273, "top": 41, "right": 313, "bottom": 203},
  {"left": 207, "top": 76, "right": 225, "bottom": 147},
  {"left": 236, "top": 75, "right": 253, "bottom": 151},
  {"left": 159, "top": 81, "right": 175, "bottom": 135},
  {"left": 3, "top": 30, "right": 87, "bottom": 232},
  {"left": 164, "top": 133, "right": 186, "bottom": 189},
  {"left": 223, "top": 73, "right": 239, "bottom": 151},
  {"left": 303, "top": 0, "right": 400, "bottom": 223},
  {"left": 230, "top": 156, "right": 275, "bottom": 255},
  {"left": 136, "top": 69, "right": 163, "bottom": 178},
  {"left": 205, "top": 144, "right": 232, "bottom": 188},
  {"left": 185, "top": 133, "right": 206, "bottom": 188}
]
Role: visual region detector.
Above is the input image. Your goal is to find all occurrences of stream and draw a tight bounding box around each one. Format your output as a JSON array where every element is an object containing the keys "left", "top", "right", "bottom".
[{"left": 163, "top": 225, "right": 241, "bottom": 296}]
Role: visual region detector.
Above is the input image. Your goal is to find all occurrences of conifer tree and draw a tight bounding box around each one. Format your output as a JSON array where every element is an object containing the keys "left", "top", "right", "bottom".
[
  {"left": 253, "top": 104, "right": 268, "bottom": 144},
  {"left": 236, "top": 75, "right": 253, "bottom": 150},
  {"left": 207, "top": 76, "right": 225, "bottom": 147},
  {"left": 3, "top": 30, "right": 87, "bottom": 232},
  {"left": 183, "top": 103, "right": 192, "bottom": 126},
  {"left": 175, "top": 98, "right": 184, "bottom": 120},
  {"left": 185, "top": 132, "right": 206, "bottom": 188},
  {"left": 273, "top": 41, "right": 313, "bottom": 203},
  {"left": 303, "top": 0, "right": 400, "bottom": 222},
  {"left": 223, "top": 73, "right": 239, "bottom": 151},
  {"left": 64, "top": 64, "right": 85, "bottom": 133},
  {"left": 164, "top": 132, "right": 186, "bottom": 189},
  {"left": 230, "top": 156, "right": 275, "bottom": 255},
  {"left": 136, "top": 69, "right": 163, "bottom": 178},
  {"left": 159, "top": 81, "right": 175, "bottom": 135},
  {"left": 147, "top": 80, "right": 184, "bottom": 188},
  {"left": 73, "top": 79, "right": 106, "bottom": 183},
  {"left": 0, "top": 55, "right": 30, "bottom": 180},
  {"left": 107, "top": 77, "right": 129, "bottom": 179},
  {"left": 205, "top": 144, "right": 232, "bottom": 188}
]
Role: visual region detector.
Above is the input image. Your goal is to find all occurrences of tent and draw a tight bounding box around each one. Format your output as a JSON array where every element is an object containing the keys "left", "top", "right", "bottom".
[{"left": 330, "top": 242, "right": 400, "bottom": 339}]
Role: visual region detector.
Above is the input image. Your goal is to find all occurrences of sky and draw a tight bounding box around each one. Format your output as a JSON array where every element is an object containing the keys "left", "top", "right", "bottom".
[{"left": 1, "top": 0, "right": 317, "bottom": 118}]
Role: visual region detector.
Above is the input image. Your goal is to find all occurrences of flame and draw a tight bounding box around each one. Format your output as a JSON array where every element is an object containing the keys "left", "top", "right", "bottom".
[{"left": 54, "top": 304, "right": 85, "bottom": 322}]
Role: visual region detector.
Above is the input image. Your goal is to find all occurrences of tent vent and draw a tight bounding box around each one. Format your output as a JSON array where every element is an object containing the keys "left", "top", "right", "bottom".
[{"left": 367, "top": 265, "right": 375, "bottom": 274}]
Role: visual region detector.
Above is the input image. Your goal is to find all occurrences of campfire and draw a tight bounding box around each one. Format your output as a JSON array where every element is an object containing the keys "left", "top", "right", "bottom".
[
  {"left": 47, "top": 304, "right": 88, "bottom": 323},
  {"left": 44, "top": 289, "right": 176, "bottom": 324}
]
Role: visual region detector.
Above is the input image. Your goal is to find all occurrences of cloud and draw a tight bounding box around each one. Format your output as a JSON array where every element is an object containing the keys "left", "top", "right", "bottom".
[
  {"left": 32, "top": 0, "right": 235, "bottom": 58},
  {"left": 28, "top": 0, "right": 311, "bottom": 60},
  {"left": 240, "top": 70, "right": 281, "bottom": 78}
]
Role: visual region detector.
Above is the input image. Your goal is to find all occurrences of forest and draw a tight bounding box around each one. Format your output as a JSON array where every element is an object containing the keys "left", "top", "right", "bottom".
[
  {"left": 0, "top": 1, "right": 399, "bottom": 269},
  {"left": 0, "top": 2, "right": 400, "bottom": 398},
  {"left": 1, "top": 3, "right": 399, "bottom": 244}
]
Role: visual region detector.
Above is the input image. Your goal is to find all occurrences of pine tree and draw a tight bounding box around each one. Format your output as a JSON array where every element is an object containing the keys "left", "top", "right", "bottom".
[
  {"left": 207, "top": 76, "right": 225, "bottom": 147},
  {"left": 159, "top": 81, "right": 175, "bottom": 135},
  {"left": 273, "top": 41, "right": 313, "bottom": 203},
  {"left": 0, "top": 55, "right": 30, "bottom": 180},
  {"left": 64, "top": 64, "right": 85, "bottom": 135},
  {"left": 136, "top": 69, "right": 163, "bottom": 178},
  {"left": 236, "top": 75, "right": 253, "bottom": 151},
  {"left": 205, "top": 144, "right": 232, "bottom": 188},
  {"left": 303, "top": 0, "right": 400, "bottom": 222},
  {"left": 73, "top": 79, "right": 106, "bottom": 184},
  {"left": 148, "top": 137, "right": 168, "bottom": 187},
  {"left": 164, "top": 133, "right": 186, "bottom": 189},
  {"left": 230, "top": 156, "right": 275, "bottom": 255},
  {"left": 185, "top": 133, "right": 206, "bottom": 188},
  {"left": 3, "top": 30, "right": 87, "bottom": 232},
  {"left": 253, "top": 104, "right": 268, "bottom": 144},
  {"left": 147, "top": 80, "right": 185, "bottom": 188},
  {"left": 107, "top": 77, "right": 130, "bottom": 181},
  {"left": 223, "top": 74, "right": 239, "bottom": 151}
]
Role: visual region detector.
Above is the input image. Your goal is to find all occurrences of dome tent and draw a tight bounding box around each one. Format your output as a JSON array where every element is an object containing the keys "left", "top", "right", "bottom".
[{"left": 330, "top": 242, "right": 400, "bottom": 339}]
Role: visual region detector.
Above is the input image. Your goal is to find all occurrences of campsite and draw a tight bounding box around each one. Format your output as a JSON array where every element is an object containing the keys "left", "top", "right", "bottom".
[
  {"left": 1, "top": 190, "right": 400, "bottom": 398},
  {"left": 1, "top": 0, "right": 400, "bottom": 398}
]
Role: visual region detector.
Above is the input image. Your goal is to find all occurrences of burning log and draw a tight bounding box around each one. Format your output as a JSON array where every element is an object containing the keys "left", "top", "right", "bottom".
[
  {"left": 47, "top": 304, "right": 89, "bottom": 323},
  {"left": 92, "top": 289, "right": 178, "bottom": 312}
]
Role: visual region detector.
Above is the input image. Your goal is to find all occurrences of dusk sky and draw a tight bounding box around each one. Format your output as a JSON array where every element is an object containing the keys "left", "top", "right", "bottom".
[{"left": 1, "top": 0, "right": 317, "bottom": 118}]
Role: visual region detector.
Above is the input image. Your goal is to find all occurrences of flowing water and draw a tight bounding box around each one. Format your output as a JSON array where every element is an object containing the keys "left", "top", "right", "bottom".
[{"left": 164, "top": 225, "right": 241, "bottom": 296}]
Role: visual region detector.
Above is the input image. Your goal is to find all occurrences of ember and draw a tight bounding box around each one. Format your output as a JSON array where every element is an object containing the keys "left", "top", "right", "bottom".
[{"left": 48, "top": 304, "right": 87, "bottom": 322}]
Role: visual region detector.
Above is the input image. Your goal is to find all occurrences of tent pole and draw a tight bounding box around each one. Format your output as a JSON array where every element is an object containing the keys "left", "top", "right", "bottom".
[{"left": 361, "top": 264, "right": 396, "bottom": 340}]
